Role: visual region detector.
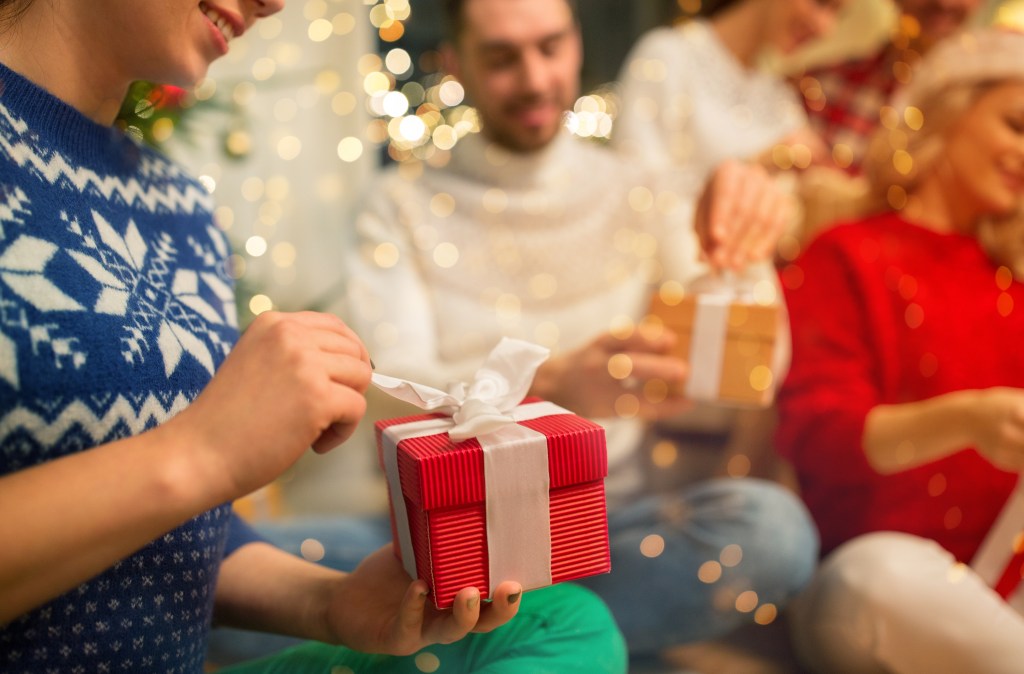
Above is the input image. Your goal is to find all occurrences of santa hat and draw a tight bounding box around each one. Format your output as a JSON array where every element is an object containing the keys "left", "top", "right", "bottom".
[{"left": 892, "top": 26, "right": 1024, "bottom": 111}]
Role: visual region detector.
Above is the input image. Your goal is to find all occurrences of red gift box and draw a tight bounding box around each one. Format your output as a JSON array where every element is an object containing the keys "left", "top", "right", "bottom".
[{"left": 375, "top": 398, "right": 611, "bottom": 609}]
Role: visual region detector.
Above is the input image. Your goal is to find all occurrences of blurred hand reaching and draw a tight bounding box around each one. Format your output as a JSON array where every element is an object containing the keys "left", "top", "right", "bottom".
[{"left": 694, "top": 159, "right": 795, "bottom": 271}]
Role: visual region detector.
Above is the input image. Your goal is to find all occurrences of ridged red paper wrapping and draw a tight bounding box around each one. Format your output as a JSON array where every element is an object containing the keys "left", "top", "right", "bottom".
[{"left": 375, "top": 399, "right": 611, "bottom": 609}]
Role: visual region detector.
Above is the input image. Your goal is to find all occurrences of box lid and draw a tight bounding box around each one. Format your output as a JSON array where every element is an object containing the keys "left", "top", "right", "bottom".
[{"left": 375, "top": 399, "right": 607, "bottom": 511}]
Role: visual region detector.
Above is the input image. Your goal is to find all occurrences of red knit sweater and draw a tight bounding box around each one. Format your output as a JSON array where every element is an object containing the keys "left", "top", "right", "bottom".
[{"left": 776, "top": 211, "right": 1023, "bottom": 561}]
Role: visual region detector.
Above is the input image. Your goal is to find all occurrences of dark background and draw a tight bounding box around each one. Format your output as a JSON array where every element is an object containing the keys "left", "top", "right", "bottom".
[{"left": 391, "top": 0, "right": 683, "bottom": 92}]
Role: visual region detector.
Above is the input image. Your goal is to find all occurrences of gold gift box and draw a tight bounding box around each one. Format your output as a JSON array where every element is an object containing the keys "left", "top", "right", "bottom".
[{"left": 644, "top": 288, "right": 778, "bottom": 407}]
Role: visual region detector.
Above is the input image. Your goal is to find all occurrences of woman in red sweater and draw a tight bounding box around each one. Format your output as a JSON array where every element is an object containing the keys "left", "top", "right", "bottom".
[{"left": 777, "top": 28, "right": 1024, "bottom": 674}]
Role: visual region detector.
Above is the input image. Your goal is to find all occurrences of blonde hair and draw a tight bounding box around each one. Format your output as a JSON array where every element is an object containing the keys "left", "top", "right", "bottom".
[
  {"left": 795, "top": 28, "right": 1024, "bottom": 266},
  {"left": 864, "top": 79, "right": 1024, "bottom": 276},
  {"left": 862, "top": 81, "right": 995, "bottom": 211}
]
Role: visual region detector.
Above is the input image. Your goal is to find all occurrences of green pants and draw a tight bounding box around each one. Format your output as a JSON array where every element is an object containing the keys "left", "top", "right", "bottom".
[{"left": 220, "top": 583, "right": 626, "bottom": 674}]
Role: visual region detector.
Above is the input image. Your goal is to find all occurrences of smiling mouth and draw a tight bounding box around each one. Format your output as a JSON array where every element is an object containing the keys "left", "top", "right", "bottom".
[{"left": 199, "top": 1, "right": 237, "bottom": 43}]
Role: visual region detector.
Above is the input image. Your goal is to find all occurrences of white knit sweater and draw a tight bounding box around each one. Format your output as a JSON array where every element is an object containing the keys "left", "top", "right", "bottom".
[{"left": 613, "top": 20, "right": 807, "bottom": 190}]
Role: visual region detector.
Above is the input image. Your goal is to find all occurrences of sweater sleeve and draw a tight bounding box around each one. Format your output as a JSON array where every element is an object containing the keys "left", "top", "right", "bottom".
[
  {"left": 224, "top": 511, "right": 266, "bottom": 557},
  {"left": 775, "top": 230, "right": 885, "bottom": 488}
]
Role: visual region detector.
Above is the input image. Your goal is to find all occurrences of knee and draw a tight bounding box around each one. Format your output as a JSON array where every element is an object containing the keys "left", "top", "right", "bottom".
[
  {"left": 739, "top": 479, "right": 819, "bottom": 550},
  {"left": 689, "top": 479, "right": 820, "bottom": 590},
  {"left": 521, "top": 583, "right": 620, "bottom": 633},
  {"left": 688, "top": 477, "right": 815, "bottom": 533},
  {"left": 806, "top": 532, "right": 950, "bottom": 622},
  {"left": 519, "top": 584, "right": 628, "bottom": 672},
  {"left": 790, "top": 532, "right": 950, "bottom": 672}
]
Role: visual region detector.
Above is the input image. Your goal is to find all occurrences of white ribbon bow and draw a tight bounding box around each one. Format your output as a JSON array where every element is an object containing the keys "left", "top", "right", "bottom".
[{"left": 371, "top": 337, "right": 550, "bottom": 440}]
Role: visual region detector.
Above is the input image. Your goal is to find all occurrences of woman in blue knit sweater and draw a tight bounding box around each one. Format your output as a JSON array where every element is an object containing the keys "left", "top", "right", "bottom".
[{"left": 0, "top": 1, "right": 625, "bottom": 672}]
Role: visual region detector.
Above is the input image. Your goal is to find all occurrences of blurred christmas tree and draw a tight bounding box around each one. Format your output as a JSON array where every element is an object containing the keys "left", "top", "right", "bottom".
[{"left": 114, "top": 81, "right": 195, "bottom": 147}]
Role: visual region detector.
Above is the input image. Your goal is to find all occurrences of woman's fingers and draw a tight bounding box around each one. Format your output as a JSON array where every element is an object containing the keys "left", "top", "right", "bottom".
[
  {"left": 428, "top": 587, "right": 481, "bottom": 645},
  {"left": 472, "top": 581, "right": 522, "bottom": 633},
  {"left": 393, "top": 580, "right": 431, "bottom": 647}
]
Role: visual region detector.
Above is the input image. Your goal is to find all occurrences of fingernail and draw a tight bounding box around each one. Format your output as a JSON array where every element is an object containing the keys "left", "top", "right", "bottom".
[
  {"left": 467, "top": 595, "right": 479, "bottom": 610},
  {"left": 507, "top": 591, "right": 521, "bottom": 606}
]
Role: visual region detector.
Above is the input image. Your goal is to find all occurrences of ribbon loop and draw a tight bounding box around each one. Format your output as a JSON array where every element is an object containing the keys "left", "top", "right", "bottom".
[
  {"left": 450, "top": 398, "right": 515, "bottom": 441},
  {"left": 372, "top": 337, "right": 550, "bottom": 439}
]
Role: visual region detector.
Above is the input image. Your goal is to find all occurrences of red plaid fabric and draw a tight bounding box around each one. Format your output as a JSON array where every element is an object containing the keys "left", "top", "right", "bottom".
[{"left": 798, "top": 43, "right": 912, "bottom": 175}]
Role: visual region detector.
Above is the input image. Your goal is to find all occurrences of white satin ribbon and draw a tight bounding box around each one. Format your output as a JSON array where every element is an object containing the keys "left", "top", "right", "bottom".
[
  {"left": 381, "top": 417, "right": 456, "bottom": 580},
  {"left": 971, "top": 473, "right": 1024, "bottom": 612},
  {"left": 685, "top": 294, "right": 731, "bottom": 401},
  {"left": 373, "top": 338, "right": 558, "bottom": 594}
]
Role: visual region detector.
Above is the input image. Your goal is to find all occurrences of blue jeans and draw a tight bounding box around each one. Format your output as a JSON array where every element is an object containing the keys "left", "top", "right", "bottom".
[{"left": 578, "top": 477, "right": 819, "bottom": 656}]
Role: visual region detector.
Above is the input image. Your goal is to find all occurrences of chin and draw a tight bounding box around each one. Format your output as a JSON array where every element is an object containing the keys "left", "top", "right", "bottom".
[
  {"left": 778, "top": 31, "right": 812, "bottom": 55},
  {"left": 502, "top": 127, "right": 560, "bottom": 153},
  {"left": 982, "top": 197, "right": 1022, "bottom": 219}
]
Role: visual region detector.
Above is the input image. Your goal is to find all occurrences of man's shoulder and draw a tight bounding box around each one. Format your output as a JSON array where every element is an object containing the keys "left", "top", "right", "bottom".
[{"left": 358, "top": 159, "right": 472, "bottom": 219}]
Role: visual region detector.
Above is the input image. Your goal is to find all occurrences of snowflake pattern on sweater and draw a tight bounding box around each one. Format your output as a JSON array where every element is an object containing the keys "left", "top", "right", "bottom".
[{"left": 0, "top": 63, "right": 246, "bottom": 673}]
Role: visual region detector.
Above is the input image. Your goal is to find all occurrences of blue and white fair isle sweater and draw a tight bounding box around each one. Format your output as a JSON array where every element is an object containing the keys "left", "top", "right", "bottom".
[{"left": 0, "top": 63, "right": 259, "bottom": 672}]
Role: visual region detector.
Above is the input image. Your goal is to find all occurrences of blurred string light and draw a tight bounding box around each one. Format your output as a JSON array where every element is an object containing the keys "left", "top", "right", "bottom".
[
  {"left": 149, "top": 0, "right": 378, "bottom": 323},
  {"left": 563, "top": 90, "right": 618, "bottom": 140},
  {"left": 995, "top": 0, "right": 1024, "bottom": 29}
]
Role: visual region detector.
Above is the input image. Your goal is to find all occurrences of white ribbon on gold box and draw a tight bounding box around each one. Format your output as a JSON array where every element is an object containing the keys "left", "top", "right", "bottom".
[{"left": 644, "top": 273, "right": 780, "bottom": 407}]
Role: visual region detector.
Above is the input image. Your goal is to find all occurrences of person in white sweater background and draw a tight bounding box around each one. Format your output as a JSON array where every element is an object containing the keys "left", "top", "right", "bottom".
[
  {"left": 611, "top": 0, "right": 848, "bottom": 505},
  {"left": 341, "top": 0, "right": 820, "bottom": 669},
  {"left": 613, "top": 0, "right": 845, "bottom": 186}
]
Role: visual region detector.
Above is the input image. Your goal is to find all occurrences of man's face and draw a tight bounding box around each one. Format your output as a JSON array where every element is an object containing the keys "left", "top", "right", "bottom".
[
  {"left": 446, "top": 0, "right": 582, "bottom": 153},
  {"left": 896, "top": 0, "right": 982, "bottom": 47}
]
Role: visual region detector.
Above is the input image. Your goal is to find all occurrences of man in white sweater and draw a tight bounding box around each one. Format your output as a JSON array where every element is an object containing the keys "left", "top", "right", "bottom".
[{"left": 344, "top": 0, "right": 818, "bottom": 667}]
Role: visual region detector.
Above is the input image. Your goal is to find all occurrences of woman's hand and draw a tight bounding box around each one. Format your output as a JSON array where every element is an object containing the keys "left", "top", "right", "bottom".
[
  {"left": 324, "top": 546, "right": 522, "bottom": 655},
  {"left": 694, "top": 160, "right": 795, "bottom": 271},
  {"left": 172, "top": 311, "right": 373, "bottom": 499},
  {"left": 968, "top": 387, "right": 1024, "bottom": 472}
]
